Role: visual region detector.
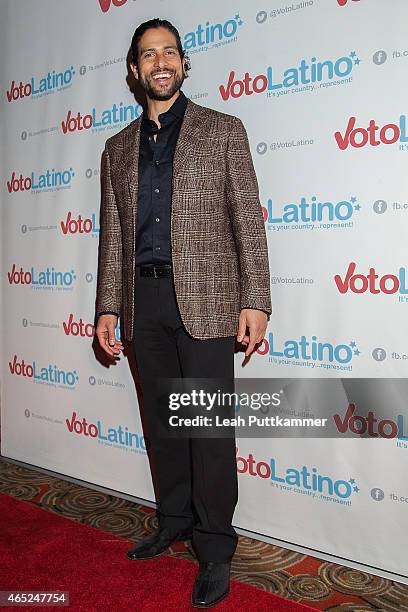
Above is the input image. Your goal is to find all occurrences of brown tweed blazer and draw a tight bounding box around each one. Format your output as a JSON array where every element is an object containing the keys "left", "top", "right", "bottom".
[{"left": 95, "top": 98, "right": 272, "bottom": 341}]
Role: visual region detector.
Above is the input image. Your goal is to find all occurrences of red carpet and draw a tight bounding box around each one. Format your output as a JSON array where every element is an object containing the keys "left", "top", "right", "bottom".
[{"left": 0, "top": 492, "right": 316, "bottom": 611}]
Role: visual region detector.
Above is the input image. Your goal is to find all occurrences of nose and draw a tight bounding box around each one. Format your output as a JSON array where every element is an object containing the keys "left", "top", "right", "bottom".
[{"left": 153, "top": 52, "right": 166, "bottom": 68}]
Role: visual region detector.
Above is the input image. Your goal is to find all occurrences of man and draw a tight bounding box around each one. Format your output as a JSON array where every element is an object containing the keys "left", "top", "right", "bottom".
[{"left": 95, "top": 18, "right": 271, "bottom": 608}]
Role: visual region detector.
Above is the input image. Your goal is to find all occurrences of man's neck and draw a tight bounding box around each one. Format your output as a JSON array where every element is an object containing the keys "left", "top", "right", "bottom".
[{"left": 146, "top": 90, "right": 181, "bottom": 128}]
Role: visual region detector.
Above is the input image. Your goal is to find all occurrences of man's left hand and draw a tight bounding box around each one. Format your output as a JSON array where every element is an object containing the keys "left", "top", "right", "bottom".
[{"left": 237, "top": 309, "right": 268, "bottom": 357}]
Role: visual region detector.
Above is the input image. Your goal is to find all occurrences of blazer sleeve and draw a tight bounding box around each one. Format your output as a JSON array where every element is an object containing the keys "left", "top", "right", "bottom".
[
  {"left": 225, "top": 117, "right": 272, "bottom": 317},
  {"left": 95, "top": 144, "right": 123, "bottom": 320}
]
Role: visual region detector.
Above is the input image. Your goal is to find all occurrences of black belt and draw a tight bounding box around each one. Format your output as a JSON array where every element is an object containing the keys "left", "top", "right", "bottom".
[{"left": 137, "top": 264, "right": 173, "bottom": 278}]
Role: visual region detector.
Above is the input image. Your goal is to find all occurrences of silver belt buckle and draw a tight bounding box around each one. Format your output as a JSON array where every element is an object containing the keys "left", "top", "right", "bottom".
[{"left": 153, "top": 265, "right": 158, "bottom": 278}]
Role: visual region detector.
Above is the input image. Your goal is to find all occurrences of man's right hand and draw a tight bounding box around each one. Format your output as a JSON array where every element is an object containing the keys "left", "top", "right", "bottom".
[{"left": 96, "top": 314, "right": 124, "bottom": 358}]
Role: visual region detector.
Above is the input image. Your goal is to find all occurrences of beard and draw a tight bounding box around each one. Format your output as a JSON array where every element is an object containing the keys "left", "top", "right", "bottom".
[{"left": 139, "top": 69, "right": 185, "bottom": 101}]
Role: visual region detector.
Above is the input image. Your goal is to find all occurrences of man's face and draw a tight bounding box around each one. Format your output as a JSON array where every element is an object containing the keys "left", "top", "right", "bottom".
[{"left": 132, "top": 27, "right": 184, "bottom": 100}]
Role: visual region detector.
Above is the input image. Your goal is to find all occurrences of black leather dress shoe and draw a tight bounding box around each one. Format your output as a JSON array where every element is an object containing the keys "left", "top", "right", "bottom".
[
  {"left": 126, "top": 527, "right": 193, "bottom": 561},
  {"left": 192, "top": 561, "right": 231, "bottom": 608}
]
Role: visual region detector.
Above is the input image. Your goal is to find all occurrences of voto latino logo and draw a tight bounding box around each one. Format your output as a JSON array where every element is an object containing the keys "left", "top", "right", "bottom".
[
  {"left": 335, "top": 115, "right": 408, "bottom": 150},
  {"left": 60, "top": 212, "right": 100, "bottom": 236},
  {"left": 6, "top": 65, "right": 76, "bottom": 102},
  {"left": 9, "top": 355, "right": 78, "bottom": 389},
  {"left": 337, "top": 0, "right": 361, "bottom": 6},
  {"left": 334, "top": 404, "right": 408, "bottom": 440},
  {"left": 61, "top": 101, "right": 142, "bottom": 134},
  {"left": 262, "top": 195, "right": 361, "bottom": 231},
  {"left": 63, "top": 314, "right": 95, "bottom": 338},
  {"left": 183, "top": 14, "right": 243, "bottom": 54},
  {"left": 63, "top": 313, "right": 121, "bottom": 340},
  {"left": 335, "top": 262, "right": 408, "bottom": 302},
  {"left": 7, "top": 264, "right": 77, "bottom": 290},
  {"left": 258, "top": 331, "right": 361, "bottom": 371},
  {"left": 236, "top": 449, "right": 360, "bottom": 504},
  {"left": 7, "top": 168, "right": 75, "bottom": 194},
  {"left": 219, "top": 51, "right": 360, "bottom": 101},
  {"left": 98, "top": 0, "right": 129, "bottom": 12},
  {"left": 66, "top": 410, "right": 146, "bottom": 451}
]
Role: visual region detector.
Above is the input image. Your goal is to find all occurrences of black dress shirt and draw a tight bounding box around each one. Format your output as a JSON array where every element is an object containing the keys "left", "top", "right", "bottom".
[{"left": 135, "top": 90, "right": 188, "bottom": 265}]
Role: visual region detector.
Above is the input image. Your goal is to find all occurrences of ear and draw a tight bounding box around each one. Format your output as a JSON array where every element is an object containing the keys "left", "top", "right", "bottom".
[
  {"left": 183, "top": 55, "right": 191, "bottom": 76},
  {"left": 130, "top": 62, "right": 139, "bottom": 80}
]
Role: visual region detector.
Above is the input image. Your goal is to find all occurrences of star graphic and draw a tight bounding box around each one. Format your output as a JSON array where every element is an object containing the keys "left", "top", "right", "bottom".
[
  {"left": 354, "top": 204, "right": 361, "bottom": 211},
  {"left": 349, "top": 478, "right": 356, "bottom": 484},
  {"left": 353, "top": 486, "right": 360, "bottom": 493},
  {"left": 350, "top": 196, "right": 357, "bottom": 203},
  {"left": 354, "top": 349, "right": 361, "bottom": 356},
  {"left": 350, "top": 341, "right": 356, "bottom": 348},
  {"left": 354, "top": 58, "right": 361, "bottom": 65},
  {"left": 235, "top": 14, "right": 243, "bottom": 25},
  {"left": 350, "top": 51, "right": 356, "bottom": 58}
]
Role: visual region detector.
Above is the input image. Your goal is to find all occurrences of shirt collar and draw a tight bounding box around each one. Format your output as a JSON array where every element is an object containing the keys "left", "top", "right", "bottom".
[
  {"left": 165, "top": 90, "right": 188, "bottom": 119},
  {"left": 142, "top": 90, "right": 188, "bottom": 126}
]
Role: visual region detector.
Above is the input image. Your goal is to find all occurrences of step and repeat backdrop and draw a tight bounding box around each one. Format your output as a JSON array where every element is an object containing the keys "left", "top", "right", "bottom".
[{"left": 1, "top": 0, "right": 408, "bottom": 583}]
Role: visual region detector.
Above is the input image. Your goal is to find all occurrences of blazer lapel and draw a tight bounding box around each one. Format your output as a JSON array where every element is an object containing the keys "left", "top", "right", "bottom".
[
  {"left": 124, "top": 117, "right": 142, "bottom": 208},
  {"left": 173, "top": 100, "right": 204, "bottom": 176}
]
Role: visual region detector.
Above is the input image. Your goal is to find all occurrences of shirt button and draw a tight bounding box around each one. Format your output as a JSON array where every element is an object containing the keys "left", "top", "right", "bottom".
[
  {"left": 155, "top": 160, "right": 160, "bottom": 166},
  {"left": 154, "top": 188, "right": 160, "bottom": 194},
  {"left": 155, "top": 217, "right": 160, "bottom": 222},
  {"left": 155, "top": 246, "right": 161, "bottom": 251}
]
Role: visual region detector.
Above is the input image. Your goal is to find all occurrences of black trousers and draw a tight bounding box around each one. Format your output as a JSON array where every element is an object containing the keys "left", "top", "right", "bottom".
[{"left": 132, "top": 266, "right": 238, "bottom": 562}]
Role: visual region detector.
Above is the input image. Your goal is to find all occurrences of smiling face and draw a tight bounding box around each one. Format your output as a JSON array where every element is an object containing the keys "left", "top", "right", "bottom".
[{"left": 131, "top": 26, "right": 185, "bottom": 101}]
